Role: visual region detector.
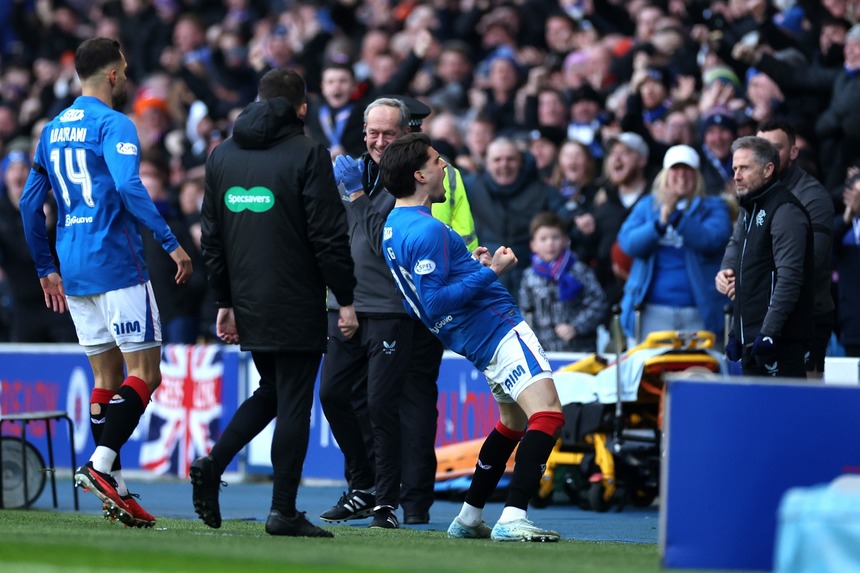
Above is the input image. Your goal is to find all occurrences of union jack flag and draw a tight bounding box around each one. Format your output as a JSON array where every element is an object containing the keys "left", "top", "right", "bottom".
[{"left": 139, "top": 345, "right": 223, "bottom": 478}]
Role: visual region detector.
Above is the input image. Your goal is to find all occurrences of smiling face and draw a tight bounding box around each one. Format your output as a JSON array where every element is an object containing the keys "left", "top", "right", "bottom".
[
  {"left": 485, "top": 139, "right": 522, "bottom": 186},
  {"left": 364, "top": 105, "right": 407, "bottom": 164},
  {"left": 703, "top": 124, "right": 735, "bottom": 160},
  {"left": 665, "top": 164, "right": 697, "bottom": 199}
]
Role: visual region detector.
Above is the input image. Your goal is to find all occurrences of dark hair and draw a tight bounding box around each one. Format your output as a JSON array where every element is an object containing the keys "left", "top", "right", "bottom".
[
  {"left": 380, "top": 133, "right": 432, "bottom": 198},
  {"left": 258, "top": 68, "right": 306, "bottom": 108},
  {"left": 321, "top": 62, "right": 355, "bottom": 80},
  {"left": 730, "top": 135, "right": 780, "bottom": 174},
  {"left": 529, "top": 211, "right": 566, "bottom": 239},
  {"left": 440, "top": 39, "right": 473, "bottom": 60},
  {"left": 75, "top": 37, "right": 122, "bottom": 81},
  {"left": 757, "top": 119, "right": 796, "bottom": 147}
]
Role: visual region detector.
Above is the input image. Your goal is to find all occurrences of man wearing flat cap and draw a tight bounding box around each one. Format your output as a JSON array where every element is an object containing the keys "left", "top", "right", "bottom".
[{"left": 319, "top": 96, "right": 478, "bottom": 528}]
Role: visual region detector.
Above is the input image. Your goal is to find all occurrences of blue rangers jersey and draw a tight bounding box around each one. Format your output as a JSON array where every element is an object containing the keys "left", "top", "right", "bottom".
[
  {"left": 19, "top": 96, "right": 179, "bottom": 296},
  {"left": 383, "top": 205, "right": 522, "bottom": 370}
]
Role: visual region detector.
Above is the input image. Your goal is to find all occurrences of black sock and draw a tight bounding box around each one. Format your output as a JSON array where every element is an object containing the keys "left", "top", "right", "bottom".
[
  {"left": 464, "top": 429, "right": 520, "bottom": 509},
  {"left": 99, "top": 385, "right": 146, "bottom": 453},
  {"left": 90, "top": 403, "right": 123, "bottom": 472},
  {"left": 505, "top": 430, "right": 557, "bottom": 511}
]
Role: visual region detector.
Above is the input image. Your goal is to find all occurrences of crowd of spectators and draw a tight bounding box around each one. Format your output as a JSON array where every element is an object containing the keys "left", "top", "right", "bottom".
[{"left": 1, "top": 0, "right": 860, "bottom": 356}]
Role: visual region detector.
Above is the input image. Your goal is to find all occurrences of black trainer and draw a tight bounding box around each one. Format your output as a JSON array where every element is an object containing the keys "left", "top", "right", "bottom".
[
  {"left": 319, "top": 490, "right": 376, "bottom": 523},
  {"left": 369, "top": 505, "right": 400, "bottom": 529},
  {"left": 190, "top": 455, "right": 225, "bottom": 529},
  {"left": 266, "top": 510, "right": 334, "bottom": 538}
]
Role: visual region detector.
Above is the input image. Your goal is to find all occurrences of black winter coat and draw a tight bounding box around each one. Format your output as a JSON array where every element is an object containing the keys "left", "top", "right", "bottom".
[{"left": 201, "top": 97, "right": 355, "bottom": 352}]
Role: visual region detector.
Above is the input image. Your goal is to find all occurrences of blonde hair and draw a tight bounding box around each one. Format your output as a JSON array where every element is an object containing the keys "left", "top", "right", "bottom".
[{"left": 650, "top": 166, "right": 706, "bottom": 209}]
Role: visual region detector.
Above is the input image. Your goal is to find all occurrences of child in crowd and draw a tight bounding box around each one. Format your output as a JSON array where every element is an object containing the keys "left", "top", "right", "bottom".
[{"left": 519, "top": 211, "right": 608, "bottom": 352}]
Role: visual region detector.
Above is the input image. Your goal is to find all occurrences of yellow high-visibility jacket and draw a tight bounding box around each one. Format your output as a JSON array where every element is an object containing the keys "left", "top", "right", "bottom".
[{"left": 431, "top": 164, "right": 478, "bottom": 251}]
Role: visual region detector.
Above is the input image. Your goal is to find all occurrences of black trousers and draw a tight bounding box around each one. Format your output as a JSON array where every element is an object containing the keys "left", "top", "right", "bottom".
[
  {"left": 399, "top": 321, "right": 443, "bottom": 516},
  {"left": 254, "top": 350, "right": 321, "bottom": 514},
  {"left": 319, "top": 313, "right": 413, "bottom": 508}
]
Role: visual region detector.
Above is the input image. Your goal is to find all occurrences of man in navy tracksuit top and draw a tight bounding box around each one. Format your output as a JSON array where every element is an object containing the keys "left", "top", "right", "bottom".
[{"left": 379, "top": 132, "right": 565, "bottom": 542}]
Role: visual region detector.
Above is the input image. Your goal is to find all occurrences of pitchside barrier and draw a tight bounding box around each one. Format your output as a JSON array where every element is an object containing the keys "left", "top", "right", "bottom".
[
  {"left": 2, "top": 344, "right": 858, "bottom": 486},
  {"left": 0, "top": 344, "right": 584, "bottom": 480},
  {"left": 661, "top": 374, "right": 860, "bottom": 571}
]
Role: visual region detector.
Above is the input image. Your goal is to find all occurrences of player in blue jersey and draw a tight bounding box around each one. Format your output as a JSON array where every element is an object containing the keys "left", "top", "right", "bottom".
[
  {"left": 19, "top": 38, "right": 193, "bottom": 527},
  {"left": 378, "top": 133, "right": 565, "bottom": 542}
]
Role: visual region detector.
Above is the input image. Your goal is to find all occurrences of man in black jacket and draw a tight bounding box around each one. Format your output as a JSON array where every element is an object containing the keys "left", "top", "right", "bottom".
[
  {"left": 717, "top": 121, "right": 834, "bottom": 379},
  {"left": 193, "top": 68, "right": 357, "bottom": 538},
  {"left": 721, "top": 136, "right": 813, "bottom": 378}
]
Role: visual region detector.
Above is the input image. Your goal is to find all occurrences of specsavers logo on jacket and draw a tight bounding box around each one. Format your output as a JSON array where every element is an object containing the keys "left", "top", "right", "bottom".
[{"left": 225, "top": 186, "right": 275, "bottom": 213}]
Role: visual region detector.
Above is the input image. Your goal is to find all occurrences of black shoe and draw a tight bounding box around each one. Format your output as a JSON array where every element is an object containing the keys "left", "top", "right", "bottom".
[
  {"left": 369, "top": 505, "right": 400, "bottom": 529},
  {"left": 319, "top": 489, "right": 376, "bottom": 523},
  {"left": 403, "top": 512, "right": 430, "bottom": 525},
  {"left": 266, "top": 509, "right": 334, "bottom": 538},
  {"left": 190, "top": 455, "right": 225, "bottom": 529}
]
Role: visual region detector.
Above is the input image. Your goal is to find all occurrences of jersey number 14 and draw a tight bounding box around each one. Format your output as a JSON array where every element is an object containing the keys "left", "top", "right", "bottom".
[{"left": 50, "top": 147, "right": 95, "bottom": 208}]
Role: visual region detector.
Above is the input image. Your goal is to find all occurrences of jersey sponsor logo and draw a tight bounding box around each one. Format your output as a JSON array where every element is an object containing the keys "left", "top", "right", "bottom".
[
  {"left": 50, "top": 127, "right": 87, "bottom": 143},
  {"left": 383, "top": 340, "right": 396, "bottom": 355},
  {"left": 113, "top": 320, "right": 141, "bottom": 336},
  {"left": 503, "top": 364, "right": 526, "bottom": 392},
  {"left": 429, "top": 315, "right": 453, "bottom": 334},
  {"left": 383, "top": 226, "right": 392, "bottom": 240},
  {"left": 756, "top": 210, "right": 766, "bottom": 226},
  {"left": 65, "top": 214, "right": 94, "bottom": 226},
  {"left": 414, "top": 259, "right": 436, "bottom": 275},
  {"left": 59, "top": 109, "right": 85, "bottom": 122},
  {"left": 225, "top": 186, "right": 275, "bottom": 213}
]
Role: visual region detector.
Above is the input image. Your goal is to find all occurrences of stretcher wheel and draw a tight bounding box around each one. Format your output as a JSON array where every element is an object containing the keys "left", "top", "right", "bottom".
[
  {"left": 587, "top": 482, "right": 611, "bottom": 513},
  {"left": 1, "top": 437, "right": 47, "bottom": 508}
]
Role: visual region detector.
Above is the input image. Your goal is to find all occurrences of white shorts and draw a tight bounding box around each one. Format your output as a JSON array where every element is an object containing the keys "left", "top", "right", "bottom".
[
  {"left": 66, "top": 282, "right": 162, "bottom": 353},
  {"left": 483, "top": 321, "right": 553, "bottom": 403}
]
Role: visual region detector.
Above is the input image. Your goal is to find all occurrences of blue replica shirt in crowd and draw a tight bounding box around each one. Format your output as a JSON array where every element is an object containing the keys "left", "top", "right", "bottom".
[
  {"left": 19, "top": 96, "right": 179, "bottom": 296},
  {"left": 383, "top": 205, "right": 522, "bottom": 370}
]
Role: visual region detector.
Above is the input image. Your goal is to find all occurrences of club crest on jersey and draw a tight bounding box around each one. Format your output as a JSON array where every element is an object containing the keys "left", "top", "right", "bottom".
[
  {"left": 116, "top": 142, "right": 138, "bottom": 155},
  {"left": 383, "top": 227, "right": 393, "bottom": 240},
  {"left": 59, "top": 109, "right": 85, "bottom": 122},
  {"left": 756, "top": 210, "right": 766, "bottom": 226},
  {"left": 414, "top": 259, "right": 436, "bottom": 275}
]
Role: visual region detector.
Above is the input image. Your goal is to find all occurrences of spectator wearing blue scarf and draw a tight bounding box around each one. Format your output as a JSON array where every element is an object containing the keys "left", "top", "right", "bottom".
[{"left": 519, "top": 211, "right": 607, "bottom": 352}]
